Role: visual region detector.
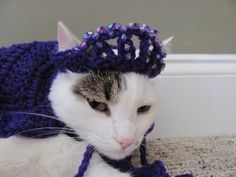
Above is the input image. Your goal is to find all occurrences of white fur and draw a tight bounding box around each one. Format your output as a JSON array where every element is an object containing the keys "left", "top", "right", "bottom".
[
  {"left": 49, "top": 71, "right": 158, "bottom": 160},
  {"left": 0, "top": 72, "right": 158, "bottom": 177},
  {"left": 0, "top": 134, "right": 130, "bottom": 177}
]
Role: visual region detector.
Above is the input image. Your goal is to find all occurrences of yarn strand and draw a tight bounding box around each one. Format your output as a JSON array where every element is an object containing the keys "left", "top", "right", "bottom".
[{"left": 74, "top": 145, "right": 95, "bottom": 177}]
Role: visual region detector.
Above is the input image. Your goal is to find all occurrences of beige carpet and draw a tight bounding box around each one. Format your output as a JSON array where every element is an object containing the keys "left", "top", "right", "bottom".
[{"left": 132, "top": 135, "right": 236, "bottom": 177}]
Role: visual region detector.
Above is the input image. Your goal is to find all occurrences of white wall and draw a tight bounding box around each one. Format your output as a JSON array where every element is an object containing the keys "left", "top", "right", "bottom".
[{"left": 150, "top": 54, "right": 236, "bottom": 138}]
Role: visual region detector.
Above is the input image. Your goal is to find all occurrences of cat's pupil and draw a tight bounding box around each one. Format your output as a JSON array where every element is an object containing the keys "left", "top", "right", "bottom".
[
  {"left": 87, "top": 99, "right": 109, "bottom": 113},
  {"left": 137, "top": 105, "right": 151, "bottom": 113}
]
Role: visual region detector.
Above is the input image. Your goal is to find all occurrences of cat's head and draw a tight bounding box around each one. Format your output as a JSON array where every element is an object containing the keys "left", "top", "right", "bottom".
[{"left": 49, "top": 22, "right": 172, "bottom": 160}]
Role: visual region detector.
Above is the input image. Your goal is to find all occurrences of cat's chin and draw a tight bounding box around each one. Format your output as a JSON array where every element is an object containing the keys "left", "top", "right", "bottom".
[{"left": 96, "top": 147, "right": 134, "bottom": 160}]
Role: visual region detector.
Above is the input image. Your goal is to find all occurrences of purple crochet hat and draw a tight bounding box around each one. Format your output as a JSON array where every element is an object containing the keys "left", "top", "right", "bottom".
[{"left": 51, "top": 22, "right": 166, "bottom": 78}]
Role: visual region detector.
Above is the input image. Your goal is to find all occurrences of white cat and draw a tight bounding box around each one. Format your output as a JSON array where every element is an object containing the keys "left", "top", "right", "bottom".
[{"left": 0, "top": 22, "right": 172, "bottom": 177}]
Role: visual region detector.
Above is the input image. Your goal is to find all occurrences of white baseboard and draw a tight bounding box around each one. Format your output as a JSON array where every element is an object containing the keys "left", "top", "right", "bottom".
[
  {"left": 161, "top": 54, "right": 236, "bottom": 76},
  {"left": 150, "top": 54, "right": 236, "bottom": 138}
]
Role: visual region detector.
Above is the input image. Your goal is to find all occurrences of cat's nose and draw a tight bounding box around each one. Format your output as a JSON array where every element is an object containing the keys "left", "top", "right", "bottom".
[{"left": 115, "top": 138, "right": 134, "bottom": 150}]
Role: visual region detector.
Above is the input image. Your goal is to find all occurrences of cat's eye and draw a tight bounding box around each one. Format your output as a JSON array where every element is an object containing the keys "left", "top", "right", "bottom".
[
  {"left": 87, "top": 99, "right": 109, "bottom": 113},
  {"left": 137, "top": 105, "right": 151, "bottom": 114}
]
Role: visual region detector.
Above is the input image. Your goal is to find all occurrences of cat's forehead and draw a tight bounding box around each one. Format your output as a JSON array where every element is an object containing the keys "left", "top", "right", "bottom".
[{"left": 73, "top": 71, "right": 126, "bottom": 103}]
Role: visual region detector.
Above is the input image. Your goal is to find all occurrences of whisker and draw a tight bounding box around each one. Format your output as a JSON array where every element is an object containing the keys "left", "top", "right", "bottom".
[
  {"left": 126, "top": 167, "right": 135, "bottom": 175},
  {"left": 13, "top": 112, "right": 58, "bottom": 120},
  {"left": 33, "top": 132, "right": 60, "bottom": 138},
  {"left": 0, "top": 111, "right": 57, "bottom": 119},
  {"left": 32, "top": 130, "right": 75, "bottom": 138},
  {"left": 15, "top": 127, "right": 75, "bottom": 136},
  {"left": 33, "top": 104, "right": 51, "bottom": 108}
]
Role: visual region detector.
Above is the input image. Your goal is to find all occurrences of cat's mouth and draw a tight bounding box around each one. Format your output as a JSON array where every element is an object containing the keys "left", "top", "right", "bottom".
[{"left": 95, "top": 144, "right": 139, "bottom": 160}]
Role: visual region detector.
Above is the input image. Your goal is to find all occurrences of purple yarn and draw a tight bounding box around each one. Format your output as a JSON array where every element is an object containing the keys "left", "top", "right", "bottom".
[
  {"left": 78, "top": 144, "right": 193, "bottom": 177},
  {"left": 0, "top": 41, "right": 67, "bottom": 138},
  {"left": 50, "top": 22, "right": 166, "bottom": 78},
  {"left": 76, "top": 123, "right": 193, "bottom": 177},
  {"left": 74, "top": 145, "right": 94, "bottom": 177},
  {"left": 140, "top": 123, "right": 155, "bottom": 165}
]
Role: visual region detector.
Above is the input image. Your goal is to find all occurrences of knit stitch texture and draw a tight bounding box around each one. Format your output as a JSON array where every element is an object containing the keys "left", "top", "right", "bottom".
[
  {"left": 0, "top": 41, "right": 66, "bottom": 138},
  {"left": 0, "top": 23, "right": 166, "bottom": 138}
]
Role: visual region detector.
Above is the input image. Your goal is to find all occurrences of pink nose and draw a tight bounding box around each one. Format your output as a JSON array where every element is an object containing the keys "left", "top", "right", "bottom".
[{"left": 115, "top": 138, "right": 133, "bottom": 150}]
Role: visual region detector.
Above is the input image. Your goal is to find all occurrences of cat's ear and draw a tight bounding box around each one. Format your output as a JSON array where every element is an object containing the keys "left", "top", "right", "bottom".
[
  {"left": 57, "top": 21, "right": 80, "bottom": 51},
  {"left": 162, "top": 36, "right": 174, "bottom": 53}
]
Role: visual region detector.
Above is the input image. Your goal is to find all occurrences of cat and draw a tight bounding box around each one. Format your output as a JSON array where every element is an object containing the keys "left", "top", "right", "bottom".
[{"left": 0, "top": 22, "right": 172, "bottom": 177}]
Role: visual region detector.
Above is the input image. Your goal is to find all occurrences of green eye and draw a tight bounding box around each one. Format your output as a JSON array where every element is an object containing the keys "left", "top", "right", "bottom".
[
  {"left": 87, "top": 99, "right": 109, "bottom": 113},
  {"left": 137, "top": 105, "right": 151, "bottom": 114}
]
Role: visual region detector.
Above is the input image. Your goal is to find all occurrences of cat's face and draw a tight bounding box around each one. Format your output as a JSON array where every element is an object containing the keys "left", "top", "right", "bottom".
[
  {"left": 49, "top": 70, "right": 158, "bottom": 159},
  {"left": 49, "top": 22, "right": 172, "bottom": 159}
]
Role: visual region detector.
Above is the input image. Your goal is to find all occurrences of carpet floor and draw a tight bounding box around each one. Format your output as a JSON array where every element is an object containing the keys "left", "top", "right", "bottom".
[{"left": 132, "top": 135, "right": 236, "bottom": 177}]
